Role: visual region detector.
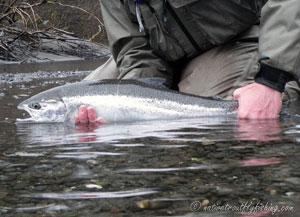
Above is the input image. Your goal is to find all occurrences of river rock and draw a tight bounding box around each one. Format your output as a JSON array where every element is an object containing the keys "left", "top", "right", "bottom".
[
  {"left": 216, "top": 187, "right": 234, "bottom": 196},
  {"left": 285, "top": 177, "right": 300, "bottom": 185}
]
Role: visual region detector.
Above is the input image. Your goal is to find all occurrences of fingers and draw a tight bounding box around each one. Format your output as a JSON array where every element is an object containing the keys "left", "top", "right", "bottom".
[
  {"left": 234, "top": 83, "right": 256, "bottom": 101},
  {"left": 233, "top": 88, "right": 241, "bottom": 101},
  {"left": 233, "top": 83, "right": 282, "bottom": 119},
  {"left": 96, "top": 117, "right": 106, "bottom": 124},
  {"left": 75, "top": 105, "right": 89, "bottom": 123},
  {"left": 75, "top": 106, "right": 106, "bottom": 124},
  {"left": 86, "top": 107, "right": 106, "bottom": 123},
  {"left": 87, "top": 107, "right": 97, "bottom": 122}
]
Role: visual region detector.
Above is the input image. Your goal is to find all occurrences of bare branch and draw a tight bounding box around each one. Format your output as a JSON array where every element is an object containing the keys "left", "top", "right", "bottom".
[
  {"left": 0, "top": 0, "right": 48, "bottom": 23},
  {"left": 48, "top": 1, "right": 104, "bottom": 27},
  {"left": 22, "top": 2, "right": 39, "bottom": 30},
  {"left": 0, "top": 0, "right": 106, "bottom": 62},
  {"left": 52, "top": 27, "right": 74, "bottom": 35},
  {"left": 4, "top": 0, "right": 18, "bottom": 14},
  {"left": 14, "top": 7, "right": 27, "bottom": 28},
  {"left": 0, "top": 43, "right": 8, "bottom": 51}
]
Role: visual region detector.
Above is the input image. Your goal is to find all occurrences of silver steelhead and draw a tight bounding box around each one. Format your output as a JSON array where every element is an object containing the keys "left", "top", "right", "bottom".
[{"left": 17, "top": 80, "right": 237, "bottom": 123}]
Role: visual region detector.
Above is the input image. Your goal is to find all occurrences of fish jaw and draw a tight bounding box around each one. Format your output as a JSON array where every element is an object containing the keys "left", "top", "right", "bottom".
[
  {"left": 17, "top": 100, "right": 68, "bottom": 123},
  {"left": 17, "top": 103, "right": 35, "bottom": 122}
]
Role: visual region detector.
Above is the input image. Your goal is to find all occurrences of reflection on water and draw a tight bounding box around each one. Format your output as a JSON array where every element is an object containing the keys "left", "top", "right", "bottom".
[
  {"left": 237, "top": 119, "right": 282, "bottom": 141},
  {"left": 15, "top": 116, "right": 285, "bottom": 147},
  {"left": 27, "top": 188, "right": 159, "bottom": 200},
  {"left": 0, "top": 74, "right": 299, "bottom": 216},
  {"left": 16, "top": 117, "right": 237, "bottom": 145}
]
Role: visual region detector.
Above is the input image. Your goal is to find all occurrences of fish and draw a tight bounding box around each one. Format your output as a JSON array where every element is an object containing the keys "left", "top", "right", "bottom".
[{"left": 17, "top": 79, "right": 237, "bottom": 123}]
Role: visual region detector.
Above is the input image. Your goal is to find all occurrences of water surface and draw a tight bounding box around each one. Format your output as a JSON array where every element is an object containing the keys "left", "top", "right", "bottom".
[{"left": 0, "top": 70, "right": 299, "bottom": 216}]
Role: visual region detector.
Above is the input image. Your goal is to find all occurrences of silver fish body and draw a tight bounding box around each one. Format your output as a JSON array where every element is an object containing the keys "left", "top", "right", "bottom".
[{"left": 17, "top": 80, "right": 237, "bottom": 123}]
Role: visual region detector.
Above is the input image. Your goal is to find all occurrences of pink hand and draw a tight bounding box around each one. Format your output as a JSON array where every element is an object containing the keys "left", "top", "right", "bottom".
[
  {"left": 233, "top": 82, "right": 282, "bottom": 119},
  {"left": 75, "top": 105, "right": 106, "bottom": 124}
]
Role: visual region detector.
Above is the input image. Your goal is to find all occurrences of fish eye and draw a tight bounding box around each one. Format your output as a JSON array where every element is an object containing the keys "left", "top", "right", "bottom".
[{"left": 30, "top": 102, "right": 41, "bottom": 110}]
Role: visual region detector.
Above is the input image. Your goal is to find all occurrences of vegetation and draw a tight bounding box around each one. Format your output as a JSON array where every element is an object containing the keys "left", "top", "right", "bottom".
[{"left": 0, "top": 0, "right": 107, "bottom": 62}]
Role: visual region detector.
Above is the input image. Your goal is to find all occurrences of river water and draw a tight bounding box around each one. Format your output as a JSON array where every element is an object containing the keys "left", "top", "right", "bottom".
[{"left": 0, "top": 67, "right": 299, "bottom": 217}]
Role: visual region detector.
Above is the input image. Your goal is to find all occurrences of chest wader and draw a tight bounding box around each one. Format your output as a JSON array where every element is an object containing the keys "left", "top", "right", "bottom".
[{"left": 86, "top": 0, "right": 300, "bottom": 101}]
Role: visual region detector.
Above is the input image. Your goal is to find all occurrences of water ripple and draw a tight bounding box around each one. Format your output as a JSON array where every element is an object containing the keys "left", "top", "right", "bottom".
[
  {"left": 26, "top": 188, "right": 158, "bottom": 200},
  {"left": 54, "top": 151, "right": 125, "bottom": 159},
  {"left": 1, "top": 204, "right": 69, "bottom": 213}
]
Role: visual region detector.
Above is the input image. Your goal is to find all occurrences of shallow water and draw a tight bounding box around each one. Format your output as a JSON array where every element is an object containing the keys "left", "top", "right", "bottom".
[{"left": 0, "top": 70, "right": 299, "bottom": 217}]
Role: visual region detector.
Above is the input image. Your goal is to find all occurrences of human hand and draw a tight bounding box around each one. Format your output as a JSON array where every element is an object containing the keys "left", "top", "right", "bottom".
[
  {"left": 233, "top": 82, "right": 282, "bottom": 119},
  {"left": 75, "top": 105, "right": 106, "bottom": 124}
]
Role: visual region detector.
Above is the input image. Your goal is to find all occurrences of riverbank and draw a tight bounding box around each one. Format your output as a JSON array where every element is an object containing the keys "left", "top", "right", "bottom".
[
  {"left": 0, "top": 28, "right": 110, "bottom": 65},
  {"left": 0, "top": 0, "right": 109, "bottom": 68}
]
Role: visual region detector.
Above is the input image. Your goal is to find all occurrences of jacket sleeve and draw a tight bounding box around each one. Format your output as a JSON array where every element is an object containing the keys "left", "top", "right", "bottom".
[
  {"left": 99, "top": 0, "right": 174, "bottom": 88},
  {"left": 256, "top": 0, "right": 300, "bottom": 92}
]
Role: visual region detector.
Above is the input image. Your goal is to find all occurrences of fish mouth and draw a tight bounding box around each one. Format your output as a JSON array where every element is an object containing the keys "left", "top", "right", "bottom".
[{"left": 17, "top": 104, "right": 36, "bottom": 122}]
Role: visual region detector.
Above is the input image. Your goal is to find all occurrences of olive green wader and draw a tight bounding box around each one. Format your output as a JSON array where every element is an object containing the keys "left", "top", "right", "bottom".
[{"left": 84, "top": 0, "right": 300, "bottom": 101}]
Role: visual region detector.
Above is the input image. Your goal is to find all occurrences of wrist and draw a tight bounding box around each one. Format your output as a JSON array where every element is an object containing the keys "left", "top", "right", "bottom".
[{"left": 255, "top": 63, "right": 293, "bottom": 93}]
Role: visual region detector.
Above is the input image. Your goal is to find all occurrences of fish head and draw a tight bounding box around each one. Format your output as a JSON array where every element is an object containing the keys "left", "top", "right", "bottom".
[{"left": 18, "top": 98, "right": 67, "bottom": 123}]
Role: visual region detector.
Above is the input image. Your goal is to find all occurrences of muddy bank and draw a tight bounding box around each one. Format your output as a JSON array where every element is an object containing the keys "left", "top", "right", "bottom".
[
  {"left": 0, "top": 0, "right": 107, "bottom": 44},
  {"left": 0, "top": 28, "right": 110, "bottom": 65},
  {"left": 0, "top": 0, "right": 110, "bottom": 66}
]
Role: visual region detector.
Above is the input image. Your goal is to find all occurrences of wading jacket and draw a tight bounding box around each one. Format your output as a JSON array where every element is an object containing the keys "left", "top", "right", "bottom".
[{"left": 100, "top": 0, "right": 300, "bottom": 91}]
